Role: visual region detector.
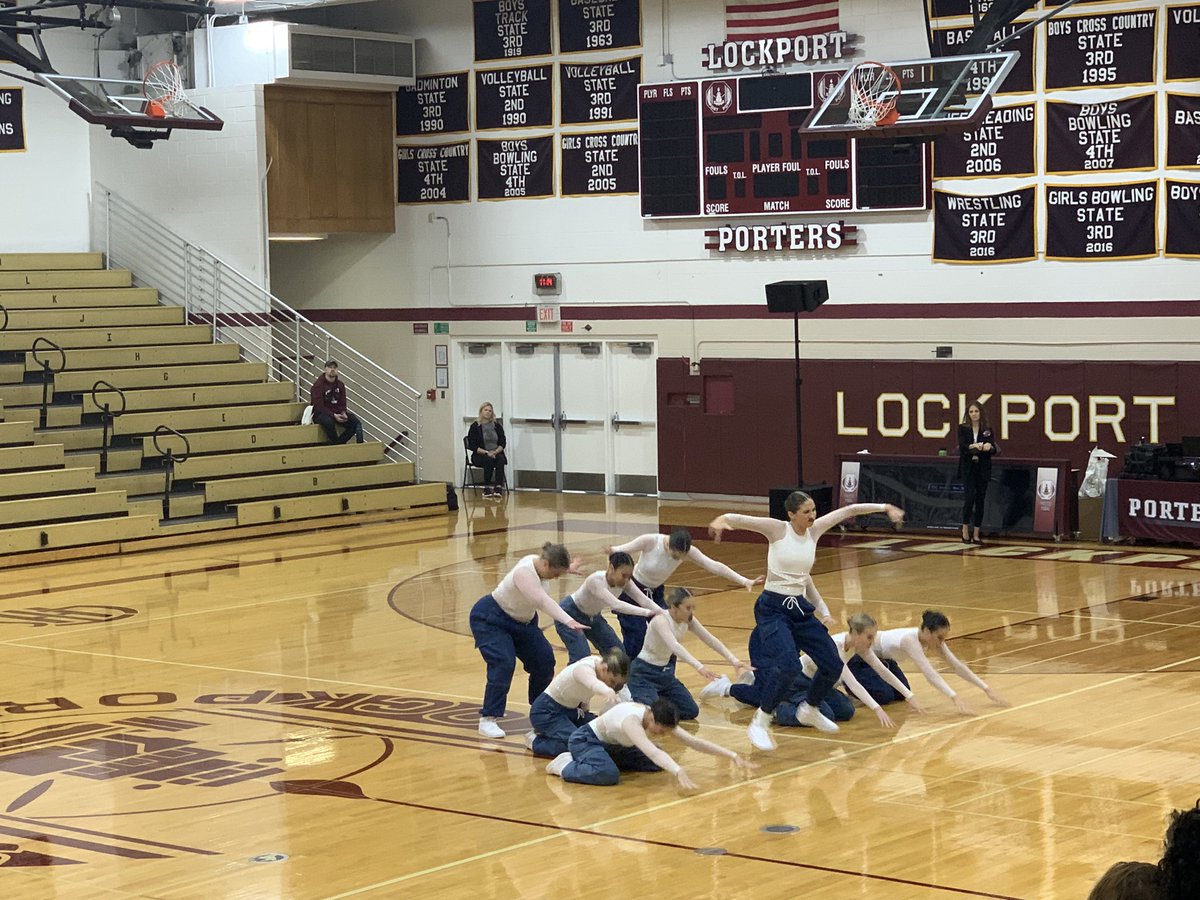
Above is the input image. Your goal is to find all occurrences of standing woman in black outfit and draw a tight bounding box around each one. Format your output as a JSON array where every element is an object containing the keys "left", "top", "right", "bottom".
[
  {"left": 959, "top": 401, "right": 998, "bottom": 544},
  {"left": 467, "top": 402, "right": 508, "bottom": 499}
]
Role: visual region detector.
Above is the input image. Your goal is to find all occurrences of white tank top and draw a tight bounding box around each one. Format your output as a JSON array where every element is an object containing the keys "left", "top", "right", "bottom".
[
  {"left": 571, "top": 570, "right": 623, "bottom": 616},
  {"left": 874, "top": 627, "right": 920, "bottom": 661},
  {"left": 764, "top": 525, "right": 817, "bottom": 595},
  {"left": 492, "top": 554, "right": 545, "bottom": 622},
  {"left": 638, "top": 614, "right": 688, "bottom": 666},
  {"left": 632, "top": 536, "right": 680, "bottom": 588},
  {"left": 545, "top": 657, "right": 601, "bottom": 708},
  {"left": 588, "top": 701, "right": 646, "bottom": 746},
  {"left": 801, "top": 631, "right": 854, "bottom": 677}
]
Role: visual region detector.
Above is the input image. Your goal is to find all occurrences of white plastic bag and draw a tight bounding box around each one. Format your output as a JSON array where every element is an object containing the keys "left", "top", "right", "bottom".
[
  {"left": 301, "top": 404, "right": 314, "bottom": 425},
  {"left": 1079, "top": 447, "right": 1115, "bottom": 498}
]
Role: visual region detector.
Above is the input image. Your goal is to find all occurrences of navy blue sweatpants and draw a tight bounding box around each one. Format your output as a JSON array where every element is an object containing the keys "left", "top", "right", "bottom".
[
  {"left": 846, "top": 656, "right": 911, "bottom": 705},
  {"left": 747, "top": 590, "right": 843, "bottom": 715},
  {"left": 469, "top": 593, "right": 556, "bottom": 719},
  {"left": 616, "top": 579, "right": 666, "bottom": 659},
  {"left": 730, "top": 673, "right": 854, "bottom": 725},
  {"left": 528, "top": 693, "right": 593, "bottom": 757},
  {"left": 561, "top": 724, "right": 661, "bottom": 786},
  {"left": 554, "top": 596, "right": 623, "bottom": 663},
  {"left": 626, "top": 656, "right": 699, "bottom": 720}
]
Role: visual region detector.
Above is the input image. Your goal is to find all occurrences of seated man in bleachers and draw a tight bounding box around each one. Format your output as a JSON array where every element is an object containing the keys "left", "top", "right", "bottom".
[{"left": 310, "top": 360, "right": 363, "bottom": 444}]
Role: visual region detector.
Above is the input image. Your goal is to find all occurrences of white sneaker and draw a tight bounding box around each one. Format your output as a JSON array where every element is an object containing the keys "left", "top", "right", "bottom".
[
  {"left": 545, "top": 752, "right": 573, "bottom": 777},
  {"left": 735, "top": 669, "right": 755, "bottom": 686},
  {"left": 699, "top": 674, "right": 732, "bottom": 700},
  {"left": 795, "top": 702, "right": 839, "bottom": 734},
  {"left": 523, "top": 730, "right": 536, "bottom": 751},
  {"left": 478, "top": 717, "right": 506, "bottom": 739},
  {"left": 748, "top": 716, "right": 777, "bottom": 752}
]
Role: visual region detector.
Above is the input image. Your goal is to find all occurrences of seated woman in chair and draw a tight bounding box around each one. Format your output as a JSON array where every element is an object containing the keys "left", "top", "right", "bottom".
[{"left": 467, "top": 402, "right": 508, "bottom": 498}]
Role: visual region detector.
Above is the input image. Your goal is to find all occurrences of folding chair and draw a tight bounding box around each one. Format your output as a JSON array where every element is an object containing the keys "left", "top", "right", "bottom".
[{"left": 462, "top": 434, "right": 509, "bottom": 498}]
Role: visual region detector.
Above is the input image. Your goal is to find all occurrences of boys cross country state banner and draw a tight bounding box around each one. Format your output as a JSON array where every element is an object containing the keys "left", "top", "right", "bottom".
[{"left": 725, "top": 0, "right": 839, "bottom": 40}]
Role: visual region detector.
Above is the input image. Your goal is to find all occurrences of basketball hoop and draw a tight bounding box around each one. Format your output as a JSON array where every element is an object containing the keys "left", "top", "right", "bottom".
[
  {"left": 847, "top": 61, "right": 901, "bottom": 130},
  {"left": 143, "top": 61, "right": 185, "bottom": 118}
]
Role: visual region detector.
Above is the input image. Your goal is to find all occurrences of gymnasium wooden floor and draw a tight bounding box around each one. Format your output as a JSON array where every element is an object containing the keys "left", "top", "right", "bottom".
[{"left": 1, "top": 492, "right": 1197, "bottom": 898}]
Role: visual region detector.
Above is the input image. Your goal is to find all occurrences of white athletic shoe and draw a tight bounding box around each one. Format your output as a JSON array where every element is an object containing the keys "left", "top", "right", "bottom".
[
  {"left": 545, "top": 752, "right": 573, "bottom": 777},
  {"left": 478, "top": 717, "right": 506, "bottom": 739},
  {"left": 699, "top": 674, "right": 732, "bottom": 700},
  {"left": 748, "top": 715, "right": 777, "bottom": 752},
  {"left": 523, "top": 730, "right": 536, "bottom": 751},
  {"left": 735, "top": 669, "right": 756, "bottom": 686},
  {"left": 795, "top": 702, "right": 839, "bottom": 734}
]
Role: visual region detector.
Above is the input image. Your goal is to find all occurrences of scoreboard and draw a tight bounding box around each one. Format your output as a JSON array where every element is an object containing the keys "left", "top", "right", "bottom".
[{"left": 638, "top": 72, "right": 930, "bottom": 218}]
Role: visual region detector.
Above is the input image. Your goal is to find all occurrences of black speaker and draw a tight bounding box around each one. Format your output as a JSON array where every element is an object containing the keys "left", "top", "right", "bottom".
[
  {"left": 765, "top": 280, "right": 829, "bottom": 314},
  {"left": 769, "top": 484, "right": 833, "bottom": 521}
]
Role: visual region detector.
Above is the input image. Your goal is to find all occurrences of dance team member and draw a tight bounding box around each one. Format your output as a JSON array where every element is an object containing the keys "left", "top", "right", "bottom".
[
  {"left": 609, "top": 528, "right": 760, "bottom": 658},
  {"left": 526, "top": 648, "right": 629, "bottom": 758},
  {"left": 709, "top": 493, "right": 905, "bottom": 749},
  {"left": 546, "top": 698, "right": 755, "bottom": 788},
  {"left": 555, "top": 552, "right": 663, "bottom": 663},
  {"left": 470, "top": 542, "right": 588, "bottom": 739}
]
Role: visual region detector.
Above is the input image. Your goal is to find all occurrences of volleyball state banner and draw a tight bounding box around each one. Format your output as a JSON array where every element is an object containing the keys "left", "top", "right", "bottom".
[
  {"left": 1167, "top": 94, "right": 1200, "bottom": 169},
  {"left": 474, "top": 0, "right": 552, "bottom": 62},
  {"left": 559, "top": 56, "right": 640, "bottom": 124},
  {"left": 1166, "top": 4, "right": 1200, "bottom": 81},
  {"left": 477, "top": 135, "right": 554, "bottom": 199},
  {"left": 1045, "top": 181, "right": 1157, "bottom": 260},
  {"left": 1045, "top": 94, "right": 1156, "bottom": 174},
  {"left": 0, "top": 87, "right": 23, "bottom": 152},
  {"left": 475, "top": 64, "right": 553, "bottom": 130},
  {"left": 396, "top": 73, "right": 470, "bottom": 136},
  {"left": 558, "top": 0, "right": 641, "bottom": 53},
  {"left": 933, "top": 187, "right": 1036, "bottom": 264},
  {"left": 1165, "top": 180, "right": 1200, "bottom": 258},
  {"left": 397, "top": 143, "right": 470, "bottom": 204},
  {"left": 933, "top": 102, "right": 1035, "bottom": 179}
]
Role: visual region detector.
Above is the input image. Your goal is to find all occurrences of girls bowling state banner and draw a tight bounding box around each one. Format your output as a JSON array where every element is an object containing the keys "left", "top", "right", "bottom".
[{"left": 1045, "top": 181, "right": 1158, "bottom": 261}]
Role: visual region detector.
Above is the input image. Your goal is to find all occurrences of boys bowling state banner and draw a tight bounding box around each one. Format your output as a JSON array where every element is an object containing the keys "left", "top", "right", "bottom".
[
  {"left": 1045, "top": 181, "right": 1157, "bottom": 260},
  {"left": 1044, "top": 94, "right": 1155, "bottom": 174},
  {"left": 933, "top": 188, "right": 1036, "bottom": 263},
  {"left": 477, "top": 135, "right": 554, "bottom": 199},
  {"left": 558, "top": 0, "right": 641, "bottom": 53}
]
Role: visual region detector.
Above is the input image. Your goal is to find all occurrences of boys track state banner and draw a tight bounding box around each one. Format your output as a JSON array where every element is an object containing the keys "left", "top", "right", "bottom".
[
  {"left": 725, "top": 0, "right": 838, "bottom": 40},
  {"left": 933, "top": 188, "right": 1036, "bottom": 264}
]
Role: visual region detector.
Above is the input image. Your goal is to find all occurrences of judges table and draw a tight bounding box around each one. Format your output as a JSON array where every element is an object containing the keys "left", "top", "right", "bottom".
[
  {"left": 835, "top": 453, "right": 1072, "bottom": 539},
  {"left": 1101, "top": 478, "right": 1200, "bottom": 546}
]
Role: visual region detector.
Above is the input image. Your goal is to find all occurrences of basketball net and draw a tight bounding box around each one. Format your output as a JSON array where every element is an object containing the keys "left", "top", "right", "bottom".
[
  {"left": 143, "top": 61, "right": 186, "bottom": 119},
  {"left": 847, "top": 62, "right": 901, "bottom": 130}
]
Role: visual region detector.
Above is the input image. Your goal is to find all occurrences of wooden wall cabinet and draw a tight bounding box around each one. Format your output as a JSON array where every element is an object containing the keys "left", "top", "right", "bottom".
[{"left": 265, "top": 86, "right": 395, "bottom": 235}]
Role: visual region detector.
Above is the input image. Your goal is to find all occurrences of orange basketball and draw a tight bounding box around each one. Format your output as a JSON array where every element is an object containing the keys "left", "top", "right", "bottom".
[{"left": 146, "top": 99, "right": 167, "bottom": 119}]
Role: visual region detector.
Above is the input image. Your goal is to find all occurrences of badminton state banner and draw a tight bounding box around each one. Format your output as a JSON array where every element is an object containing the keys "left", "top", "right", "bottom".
[
  {"left": 558, "top": 0, "right": 641, "bottom": 53},
  {"left": 1045, "top": 181, "right": 1158, "bottom": 261},
  {"left": 933, "top": 187, "right": 1036, "bottom": 264},
  {"left": 1166, "top": 4, "right": 1200, "bottom": 81},
  {"left": 933, "top": 102, "right": 1035, "bottom": 179},
  {"left": 1045, "top": 94, "right": 1156, "bottom": 174},
  {"left": 397, "top": 143, "right": 470, "bottom": 204},
  {"left": 1043, "top": 9, "right": 1157, "bottom": 90},
  {"left": 474, "top": 0, "right": 552, "bottom": 62},
  {"left": 0, "top": 87, "right": 24, "bottom": 152},
  {"left": 560, "top": 56, "right": 640, "bottom": 124},
  {"left": 396, "top": 73, "right": 470, "bottom": 137},
  {"left": 477, "top": 135, "right": 555, "bottom": 199},
  {"left": 560, "top": 130, "right": 638, "bottom": 196},
  {"left": 1165, "top": 180, "right": 1200, "bottom": 258},
  {"left": 1167, "top": 94, "right": 1200, "bottom": 169},
  {"left": 929, "top": 24, "right": 1035, "bottom": 95},
  {"left": 475, "top": 64, "right": 553, "bottom": 131}
]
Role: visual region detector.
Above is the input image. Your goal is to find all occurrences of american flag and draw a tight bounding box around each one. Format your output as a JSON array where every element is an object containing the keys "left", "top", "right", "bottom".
[{"left": 725, "top": 0, "right": 840, "bottom": 41}]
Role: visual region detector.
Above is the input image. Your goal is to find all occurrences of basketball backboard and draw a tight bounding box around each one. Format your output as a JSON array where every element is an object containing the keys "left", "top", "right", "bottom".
[
  {"left": 37, "top": 73, "right": 223, "bottom": 148},
  {"left": 804, "top": 51, "right": 1019, "bottom": 138}
]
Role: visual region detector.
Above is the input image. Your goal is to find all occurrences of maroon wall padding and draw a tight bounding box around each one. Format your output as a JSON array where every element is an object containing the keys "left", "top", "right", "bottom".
[{"left": 659, "top": 358, "right": 1200, "bottom": 495}]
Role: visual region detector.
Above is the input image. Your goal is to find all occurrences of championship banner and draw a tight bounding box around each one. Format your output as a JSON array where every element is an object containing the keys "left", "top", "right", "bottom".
[
  {"left": 1165, "top": 180, "right": 1200, "bottom": 259},
  {"left": 1167, "top": 94, "right": 1200, "bottom": 169},
  {"left": 1044, "top": 9, "right": 1157, "bottom": 90},
  {"left": 474, "top": 0, "right": 552, "bottom": 62},
  {"left": 397, "top": 143, "right": 471, "bottom": 204},
  {"left": 558, "top": 0, "right": 641, "bottom": 53},
  {"left": 560, "top": 130, "right": 639, "bottom": 196},
  {"left": 477, "top": 135, "right": 555, "bottom": 199},
  {"left": 933, "top": 187, "right": 1036, "bottom": 264},
  {"left": 1165, "top": 4, "right": 1200, "bottom": 81},
  {"left": 930, "top": 24, "right": 1035, "bottom": 94},
  {"left": 396, "top": 73, "right": 469, "bottom": 137},
  {"left": 560, "top": 56, "right": 640, "bottom": 124},
  {"left": 838, "top": 460, "right": 860, "bottom": 507},
  {"left": 1045, "top": 181, "right": 1157, "bottom": 261},
  {"left": 933, "top": 102, "right": 1035, "bottom": 179},
  {"left": 0, "top": 87, "right": 24, "bottom": 153},
  {"left": 1033, "top": 467, "right": 1059, "bottom": 535},
  {"left": 1045, "top": 94, "right": 1156, "bottom": 174},
  {"left": 475, "top": 64, "right": 552, "bottom": 131},
  {"left": 927, "top": 0, "right": 996, "bottom": 18}
]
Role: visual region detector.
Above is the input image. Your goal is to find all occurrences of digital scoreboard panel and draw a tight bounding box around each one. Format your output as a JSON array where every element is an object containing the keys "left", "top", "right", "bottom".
[{"left": 638, "top": 73, "right": 930, "bottom": 218}]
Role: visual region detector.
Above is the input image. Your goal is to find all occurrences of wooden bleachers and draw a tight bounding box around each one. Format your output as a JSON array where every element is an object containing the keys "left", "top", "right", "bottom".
[{"left": 0, "top": 252, "right": 443, "bottom": 562}]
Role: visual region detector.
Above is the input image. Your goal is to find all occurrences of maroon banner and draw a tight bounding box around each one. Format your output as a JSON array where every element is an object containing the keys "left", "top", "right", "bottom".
[
  {"left": 1045, "top": 94, "right": 1156, "bottom": 174},
  {"left": 933, "top": 103, "right": 1035, "bottom": 179},
  {"left": 1166, "top": 4, "right": 1200, "bottom": 81},
  {"left": 1045, "top": 181, "right": 1157, "bottom": 261},
  {"left": 933, "top": 187, "right": 1036, "bottom": 264},
  {"left": 1117, "top": 479, "right": 1200, "bottom": 546},
  {"left": 1167, "top": 94, "right": 1200, "bottom": 169},
  {"left": 1165, "top": 180, "right": 1200, "bottom": 259},
  {"left": 1044, "top": 9, "right": 1157, "bottom": 90}
]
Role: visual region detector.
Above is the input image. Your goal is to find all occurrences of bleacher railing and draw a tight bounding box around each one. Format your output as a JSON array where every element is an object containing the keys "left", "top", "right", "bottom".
[{"left": 91, "top": 185, "right": 421, "bottom": 474}]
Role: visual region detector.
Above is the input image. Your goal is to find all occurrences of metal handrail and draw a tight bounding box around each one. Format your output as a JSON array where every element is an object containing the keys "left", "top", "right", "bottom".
[
  {"left": 90, "top": 185, "right": 422, "bottom": 474},
  {"left": 90, "top": 380, "right": 126, "bottom": 475},
  {"left": 151, "top": 425, "right": 191, "bottom": 520},
  {"left": 31, "top": 336, "right": 67, "bottom": 429}
]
